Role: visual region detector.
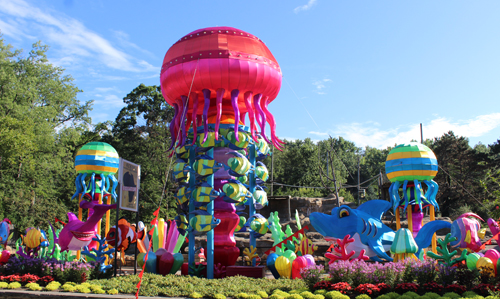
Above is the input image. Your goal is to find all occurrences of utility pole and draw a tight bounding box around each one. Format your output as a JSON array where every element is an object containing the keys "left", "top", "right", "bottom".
[
  {"left": 420, "top": 123, "right": 423, "bottom": 143},
  {"left": 271, "top": 145, "right": 274, "bottom": 196},
  {"left": 329, "top": 151, "right": 341, "bottom": 208},
  {"left": 357, "top": 155, "right": 361, "bottom": 206}
]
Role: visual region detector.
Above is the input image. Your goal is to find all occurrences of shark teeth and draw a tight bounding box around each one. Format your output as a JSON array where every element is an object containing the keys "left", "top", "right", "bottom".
[{"left": 70, "top": 231, "right": 95, "bottom": 241}]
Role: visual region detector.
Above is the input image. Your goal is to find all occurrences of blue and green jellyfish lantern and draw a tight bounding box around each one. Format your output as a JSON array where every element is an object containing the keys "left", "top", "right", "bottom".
[
  {"left": 385, "top": 142, "right": 439, "bottom": 238},
  {"left": 72, "top": 142, "right": 119, "bottom": 201}
]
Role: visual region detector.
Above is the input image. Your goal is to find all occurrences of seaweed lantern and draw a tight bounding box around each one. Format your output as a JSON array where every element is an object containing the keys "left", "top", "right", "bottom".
[{"left": 385, "top": 142, "right": 440, "bottom": 248}]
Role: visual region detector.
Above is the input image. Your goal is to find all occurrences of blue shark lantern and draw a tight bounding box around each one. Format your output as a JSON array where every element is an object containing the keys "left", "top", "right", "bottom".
[{"left": 310, "top": 200, "right": 451, "bottom": 262}]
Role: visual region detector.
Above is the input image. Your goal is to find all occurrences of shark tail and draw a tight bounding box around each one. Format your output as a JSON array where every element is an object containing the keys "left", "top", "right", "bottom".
[{"left": 414, "top": 220, "right": 451, "bottom": 258}]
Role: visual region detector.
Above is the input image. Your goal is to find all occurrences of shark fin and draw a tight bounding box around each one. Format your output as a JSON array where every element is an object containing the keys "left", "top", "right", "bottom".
[{"left": 356, "top": 200, "right": 391, "bottom": 220}]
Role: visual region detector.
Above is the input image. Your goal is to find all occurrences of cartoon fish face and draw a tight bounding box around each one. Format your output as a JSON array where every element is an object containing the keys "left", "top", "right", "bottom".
[
  {"left": 173, "top": 160, "right": 190, "bottom": 181},
  {"left": 256, "top": 137, "right": 270, "bottom": 156},
  {"left": 193, "top": 157, "right": 223, "bottom": 176},
  {"left": 0, "top": 221, "right": 9, "bottom": 245},
  {"left": 189, "top": 215, "right": 220, "bottom": 232},
  {"left": 222, "top": 182, "right": 248, "bottom": 204}
]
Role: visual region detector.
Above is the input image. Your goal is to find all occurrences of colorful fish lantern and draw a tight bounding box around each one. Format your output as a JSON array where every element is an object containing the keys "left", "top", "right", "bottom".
[
  {"left": 225, "top": 151, "right": 252, "bottom": 177},
  {"left": 250, "top": 216, "right": 268, "bottom": 236},
  {"left": 175, "top": 145, "right": 190, "bottom": 160},
  {"left": 256, "top": 136, "right": 271, "bottom": 160},
  {"left": 467, "top": 252, "right": 481, "bottom": 270},
  {"left": 22, "top": 228, "right": 48, "bottom": 250},
  {"left": 175, "top": 185, "right": 191, "bottom": 212},
  {"left": 192, "top": 183, "right": 221, "bottom": 207},
  {"left": 189, "top": 210, "right": 221, "bottom": 233},
  {"left": 275, "top": 256, "right": 291, "bottom": 278},
  {"left": 235, "top": 216, "right": 247, "bottom": 233},
  {"left": 173, "top": 159, "right": 191, "bottom": 182},
  {"left": 175, "top": 214, "right": 189, "bottom": 236},
  {"left": 477, "top": 257, "right": 495, "bottom": 276},
  {"left": 255, "top": 162, "right": 269, "bottom": 183},
  {"left": 450, "top": 213, "right": 484, "bottom": 252},
  {"left": 72, "top": 142, "right": 119, "bottom": 201},
  {"left": 253, "top": 187, "right": 268, "bottom": 210},
  {"left": 0, "top": 219, "right": 11, "bottom": 249},
  {"left": 193, "top": 156, "right": 223, "bottom": 177},
  {"left": 222, "top": 180, "right": 252, "bottom": 205},
  {"left": 225, "top": 131, "right": 250, "bottom": 150},
  {"left": 105, "top": 218, "right": 138, "bottom": 261}
]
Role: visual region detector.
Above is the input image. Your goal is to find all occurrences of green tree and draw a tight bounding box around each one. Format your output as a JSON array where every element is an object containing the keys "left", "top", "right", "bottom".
[
  {"left": 102, "top": 84, "right": 176, "bottom": 224},
  {"left": 0, "top": 37, "right": 94, "bottom": 233}
]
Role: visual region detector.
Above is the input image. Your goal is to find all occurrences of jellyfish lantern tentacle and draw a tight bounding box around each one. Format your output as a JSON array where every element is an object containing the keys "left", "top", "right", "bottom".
[
  {"left": 230, "top": 89, "right": 241, "bottom": 142},
  {"left": 243, "top": 91, "right": 258, "bottom": 142}
]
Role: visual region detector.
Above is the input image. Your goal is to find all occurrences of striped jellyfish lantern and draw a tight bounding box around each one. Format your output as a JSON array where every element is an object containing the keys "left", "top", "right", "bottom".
[
  {"left": 385, "top": 142, "right": 439, "bottom": 240},
  {"left": 72, "top": 142, "right": 119, "bottom": 201},
  {"left": 390, "top": 228, "right": 418, "bottom": 262}
]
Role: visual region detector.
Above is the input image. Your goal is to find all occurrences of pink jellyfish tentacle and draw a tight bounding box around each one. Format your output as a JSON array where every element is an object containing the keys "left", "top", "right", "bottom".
[
  {"left": 173, "top": 98, "right": 183, "bottom": 147},
  {"left": 262, "top": 96, "right": 285, "bottom": 149},
  {"left": 191, "top": 93, "right": 199, "bottom": 145},
  {"left": 253, "top": 94, "right": 271, "bottom": 144},
  {"left": 179, "top": 95, "right": 189, "bottom": 148},
  {"left": 215, "top": 88, "right": 225, "bottom": 140},
  {"left": 168, "top": 102, "right": 179, "bottom": 151},
  {"left": 231, "top": 89, "right": 240, "bottom": 141},
  {"left": 202, "top": 89, "right": 211, "bottom": 143},
  {"left": 253, "top": 94, "right": 263, "bottom": 130},
  {"left": 244, "top": 91, "right": 258, "bottom": 142}
]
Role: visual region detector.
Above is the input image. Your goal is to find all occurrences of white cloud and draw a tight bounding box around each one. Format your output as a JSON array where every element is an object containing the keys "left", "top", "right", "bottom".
[
  {"left": 294, "top": 0, "right": 318, "bottom": 14},
  {"left": 312, "top": 78, "right": 331, "bottom": 94},
  {"left": 0, "top": 0, "right": 157, "bottom": 73},
  {"left": 324, "top": 113, "right": 500, "bottom": 149},
  {"left": 0, "top": 18, "right": 35, "bottom": 40},
  {"left": 309, "top": 131, "right": 328, "bottom": 136}
]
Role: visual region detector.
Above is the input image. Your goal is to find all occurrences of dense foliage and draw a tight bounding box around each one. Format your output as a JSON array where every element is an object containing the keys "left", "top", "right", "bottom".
[{"left": 1, "top": 38, "right": 500, "bottom": 237}]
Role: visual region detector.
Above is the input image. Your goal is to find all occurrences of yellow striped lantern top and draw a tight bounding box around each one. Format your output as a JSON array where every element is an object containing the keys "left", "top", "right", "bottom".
[
  {"left": 75, "top": 142, "right": 119, "bottom": 175},
  {"left": 385, "top": 142, "right": 438, "bottom": 182}
]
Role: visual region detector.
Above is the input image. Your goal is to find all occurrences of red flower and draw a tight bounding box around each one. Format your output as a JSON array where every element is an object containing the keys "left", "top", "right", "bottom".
[
  {"left": 445, "top": 284, "right": 466, "bottom": 295},
  {"left": 354, "top": 284, "right": 381, "bottom": 295},
  {"left": 376, "top": 283, "right": 391, "bottom": 294},
  {"left": 421, "top": 282, "right": 444, "bottom": 293},
  {"left": 394, "top": 283, "right": 418, "bottom": 294},
  {"left": 330, "top": 282, "right": 352, "bottom": 294},
  {"left": 472, "top": 284, "right": 498, "bottom": 296}
]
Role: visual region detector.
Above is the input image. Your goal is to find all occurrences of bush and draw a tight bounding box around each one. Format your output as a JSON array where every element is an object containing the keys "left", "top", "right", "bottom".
[
  {"left": 329, "top": 282, "right": 352, "bottom": 294},
  {"left": 355, "top": 295, "right": 371, "bottom": 299},
  {"left": 462, "top": 291, "right": 480, "bottom": 298},
  {"left": 25, "top": 282, "right": 42, "bottom": 291},
  {"left": 402, "top": 291, "right": 419, "bottom": 298},
  {"left": 314, "top": 290, "right": 327, "bottom": 295},
  {"left": 420, "top": 282, "right": 444, "bottom": 294},
  {"left": 237, "top": 293, "right": 250, "bottom": 299},
  {"left": 286, "top": 295, "right": 304, "bottom": 299},
  {"left": 301, "top": 265, "right": 325, "bottom": 290},
  {"left": 394, "top": 283, "right": 418, "bottom": 294},
  {"left": 107, "top": 288, "right": 119, "bottom": 295},
  {"left": 258, "top": 291, "right": 269, "bottom": 298},
  {"left": 472, "top": 284, "right": 498, "bottom": 297},
  {"left": 45, "top": 281, "right": 61, "bottom": 291},
  {"left": 7, "top": 282, "right": 21, "bottom": 289},
  {"left": 61, "top": 283, "right": 76, "bottom": 292},
  {"left": 441, "top": 292, "right": 461, "bottom": 299},
  {"left": 269, "top": 294, "right": 285, "bottom": 299},
  {"left": 75, "top": 285, "right": 91, "bottom": 293},
  {"left": 445, "top": 284, "right": 466, "bottom": 295},
  {"left": 214, "top": 294, "right": 227, "bottom": 299},
  {"left": 376, "top": 295, "right": 390, "bottom": 299},
  {"left": 300, "top": 291, "right": 315, "bottom": 299},
  {"left": 423, "top": 292, "right": 440, "bottom": 299},
  {"left": 384, "top": 292, "right": 400, "bottom": 299},
  {"left": 0, "top": 282, "right": 8, "bottom": 288}
]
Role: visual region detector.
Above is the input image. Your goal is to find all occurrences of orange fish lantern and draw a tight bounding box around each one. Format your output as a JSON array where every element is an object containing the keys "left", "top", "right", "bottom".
[
  {"left": 106, "top": 219, "right": 144, "bottom": 262},
  {"left": 160, "top": 26, "right": 284, "bottom": 150}
]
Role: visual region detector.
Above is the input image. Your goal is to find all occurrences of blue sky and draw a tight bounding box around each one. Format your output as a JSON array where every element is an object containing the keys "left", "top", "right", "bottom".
[{"left": 1, "top": 0, "right": 499, "bottom": 149}]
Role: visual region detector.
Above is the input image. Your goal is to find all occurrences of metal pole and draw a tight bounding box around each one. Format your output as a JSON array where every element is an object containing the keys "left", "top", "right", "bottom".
[
  {"left": 206, "top": 147, "right": 214, "bottom": 279},
  {"left": 249, "top": 143, "right": 257, "bottom": 266},
  {"left": 134, "top": 209, "right": 138, "bottom": 275},
  {"left": 188, "top": 147, "right": 196, "bottom": 274},
  {"left": 271, "top": 145, "right": 274, "bottom": 197},
  {"left": 420, "top": 123, "right": 423, "bottom": 143},
  {"left": 357, "top": 156, "right": 361, "bottom": 206},
  {"left": 113, "top": 195, "right": 120, "bottom": 277},
  {"left": 330, "top": 152, "right": 341, "bottom": 208}
]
